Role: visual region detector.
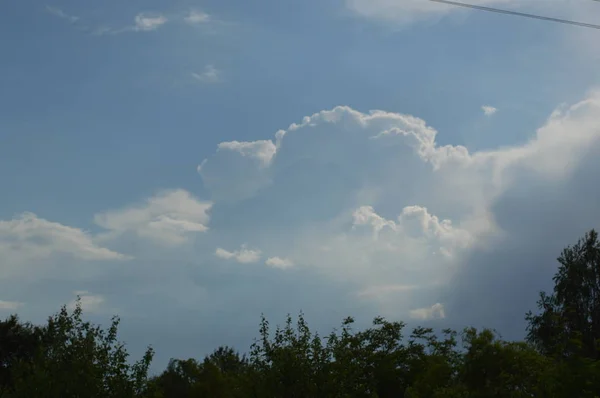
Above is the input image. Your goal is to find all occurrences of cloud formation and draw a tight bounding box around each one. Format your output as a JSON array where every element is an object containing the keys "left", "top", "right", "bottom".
[
  {"left": 410, "top": 303, "right": 446, "bottom": 320},
  {"left": 198, "top": 90, "right": 600, "bottom": 324},
  {"left": 133, "top": 13, "right": 168, "bottom": 31},
  {"left": 0, "top": 212, "right": 127, "bottom": 267},
  {"left": 185, "top": 10, "right": 211, "bottom": 24},
  {"left": 3, "top": 82, "right": 599, "bottom": 363},
  {"left": 482, "top": 105, "right": 498, "bottom": 116},
  {"left": 94, "top": 190, "right": 211, "bottom": 247},
  {"left": 192, "top": 65, "right": 221, "bottom": 84},
  {"left": 91, "top": 12, "right": 170, "bottom": 35},
  {"left": 265, "top": 257, "right": 294, "bottom": 269},
  {"left": 215, "top": 245, "right": 262, "bottom": 263},
  {"left": 46, "top": 6, "right": 79, "bottom": 23}
]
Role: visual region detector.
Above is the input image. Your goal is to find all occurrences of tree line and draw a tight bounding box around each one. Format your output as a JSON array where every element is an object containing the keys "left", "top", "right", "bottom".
[{"left": 1, "top": 230, "right": 600, "bottom": 397}]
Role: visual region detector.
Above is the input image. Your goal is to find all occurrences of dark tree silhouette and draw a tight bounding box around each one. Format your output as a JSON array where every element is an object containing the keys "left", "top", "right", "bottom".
[{"left": 526, "top": 229, "right": 600, "bottom": 360}]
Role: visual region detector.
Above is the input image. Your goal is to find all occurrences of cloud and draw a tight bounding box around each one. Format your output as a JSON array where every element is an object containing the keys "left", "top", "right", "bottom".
[
  {"left": 218, "top": 140, "right": 276, "bottom": 166},
  {"left": 4, "top": 87, "right": 599, "bottom": 370},
  {"left": 93, "top": 12, "right": 169, "bottom": 35},
  {"left": 199, "top": 105, "right": 470, "bottom": 201},
  {"left": 0, "top": 301, "right": 24, "bottom": 311},
  {"left": 215, "top": 245, "right": 262, "bottom": 263},
  {"left": 265, "top": 257, "right": 294, "bottom": 269},
  {"left": 68, "top": 291, "right": 105, "bottom": 312},
  {"left": 134, "top": 13, "right": 168, "bottom": 31},
  {"left": 352, "top": 205, "right": 397, "bottom": 237},
  {"left": 0, "top": 212, "right": 127, "bottom": 266},
  {"left": 198, "top": 90, "right": 600, "bottom": 325},
  {"left": 410, "top": 303, "right": 446, "bottom": 320},
  {"left": 185, "top": 10, "right": 211, "bottom": 24},
  {"left": 191, "top": 65, "right": 221, "bottom": 84},
  {"left": 351, "top": 205, "right": 471, "bottom": 257},
  {"left": 46, "top": 6, "right": 79, "bottom": 23},
  {"left": 482, "top": 105, "right": 498, "bottom": 116},
  {"left": 94, "top": 190, "right": 211, "bottom": 247}
]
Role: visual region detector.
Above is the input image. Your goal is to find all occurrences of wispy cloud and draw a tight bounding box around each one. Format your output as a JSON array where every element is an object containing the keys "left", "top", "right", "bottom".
[
  {"left": 0, "top": 300, "right": 24, "bottom": 311},
  {"left": 265, "top": 257, "right": 294, "bottom": 269},
  {"left": 185, "top": 10, "right": 211, "bottom": 24},
  {"left": 215, "top": 245, "right": 262, "bottom": 263},
  {"left": 46, "top": 6, "right": 219, "bottom": 36},
  {"left": 92, "top": 12, "right": 168, "bottom": 36},
  {"left": 191, "top": 65, "right": 221, "bottom": 84},
  {"left": 134, "top": 13, "right": 168, "bottom": 31},
  {"left": 409, "top": 303, "right": 446, "bottom": 320},
  {"left": 68, "top": 291, "right": 105, "bottom": 312},
  {"left": 46, "top": 6, "right": 79, "bottom": 23},
  {"left": 482, "top": 105, "right": 498, "bottom": 116}
]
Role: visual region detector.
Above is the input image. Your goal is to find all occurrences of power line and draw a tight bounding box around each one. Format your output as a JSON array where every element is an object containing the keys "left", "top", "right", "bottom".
[{"left": 429, "top": 0, "right": 600, "bottom": 30}]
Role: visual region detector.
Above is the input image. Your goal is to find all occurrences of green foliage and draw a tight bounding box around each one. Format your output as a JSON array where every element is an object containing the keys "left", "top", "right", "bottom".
[
  {"left": 526, "top": 229, "right": 600, "bottom": 360},
  {"left": 148, "top": 346, "right": 249, "bottom": 398},
  {"left": 6, "top": 298, "right": 153, "bottom": 398},
  {"left": 0, "top": 315, "right": 44, "bottom": 397}
]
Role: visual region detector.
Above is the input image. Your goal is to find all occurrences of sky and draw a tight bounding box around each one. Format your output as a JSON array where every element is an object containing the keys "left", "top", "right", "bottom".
[{"left": 1, "top": 0, "right": 600, "bottom": 371}]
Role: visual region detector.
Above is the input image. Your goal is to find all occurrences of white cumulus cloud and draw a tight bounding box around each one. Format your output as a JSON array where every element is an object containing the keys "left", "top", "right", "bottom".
[
  {"left": 94, "top": 189, "right": 211, "bottom": 247},
  {"left": 198, "top": 91, "right": 600, "bottom": 323}
]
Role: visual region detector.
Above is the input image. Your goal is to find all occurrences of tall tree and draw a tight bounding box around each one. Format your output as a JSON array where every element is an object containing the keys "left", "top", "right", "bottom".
[{"left": 526, "top": 229, "right": 600, "bottom": 360}]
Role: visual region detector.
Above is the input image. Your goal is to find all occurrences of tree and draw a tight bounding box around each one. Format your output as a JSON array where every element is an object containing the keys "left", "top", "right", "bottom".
[
  {"left": 249, "top": 313, "right": 325, "bottom": 397},
  {"left": 0, "top": 315, "right": 45, "bottom": 397},
  {"left": 7, "top": 298, "right": 154, "bottom": 398},
  {"left": 149, "top": 347, "right": 249, "bottom": 398},
  {"left": 526, "top": 229, "right": 600, "bottom": 360}
]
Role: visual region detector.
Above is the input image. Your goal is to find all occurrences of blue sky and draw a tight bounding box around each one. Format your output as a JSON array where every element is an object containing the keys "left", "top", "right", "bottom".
[{"left": 2, "top": 0, "right": 600, "bottom": 370}]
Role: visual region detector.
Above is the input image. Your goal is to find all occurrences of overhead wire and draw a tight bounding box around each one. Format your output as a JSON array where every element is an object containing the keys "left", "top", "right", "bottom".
[{"left": 428, "top": 0, "right": 600, "bottom": 30}]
